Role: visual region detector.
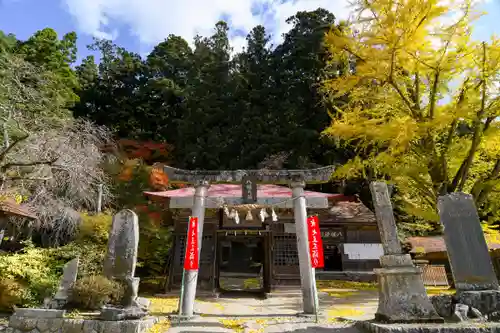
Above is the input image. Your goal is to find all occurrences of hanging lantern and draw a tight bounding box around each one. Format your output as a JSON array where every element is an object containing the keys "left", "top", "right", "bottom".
[
  {"left": 245, "top": 209, "right": 253, "bottom": 221},
  {"left": 259, "top": 208, "right": 269, "bottom": 222},
  {"left": 223, "top": 205, "right": 230, "bottom": 217},
  {"left": 234, "top": 211, "right": 240, "bottom": 224},
  {"left": 271, "top": 207, "right": 278, "bottom": 222}
]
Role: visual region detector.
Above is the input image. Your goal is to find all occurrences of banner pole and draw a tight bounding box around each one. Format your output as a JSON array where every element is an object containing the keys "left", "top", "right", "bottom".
[
  {"left": 312, "top": 268, "right": 319, "bottom": 323},
  {"left": 178, "top": 269, "right": 186, "bottom": 317},
  {"left": 178, "top": 216, "right": 192, "bottom": 319}
]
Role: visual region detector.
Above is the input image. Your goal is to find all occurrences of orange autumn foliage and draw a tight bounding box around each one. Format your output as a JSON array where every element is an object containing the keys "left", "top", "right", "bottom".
[
  {"left": 119, "top": 167, "right": 134, "bottom": 181},
  {"left": 149, "top": 166, "right": 169, "bottom": 190},
  {"left": 118, "top": 139, "right": 172, "bottom": 164}
]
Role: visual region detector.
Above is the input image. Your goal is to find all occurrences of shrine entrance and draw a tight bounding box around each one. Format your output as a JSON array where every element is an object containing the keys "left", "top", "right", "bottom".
[
  {"left": 215, "top": 229, "right": 271, "bottom": 296},
  {"left": 145, "top": 165, "right": 337, "bottom": 317}
]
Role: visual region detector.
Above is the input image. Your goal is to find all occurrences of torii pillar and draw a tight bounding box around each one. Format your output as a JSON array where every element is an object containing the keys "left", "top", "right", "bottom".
[{"left": 163, "top": 165, "right": 335, "bottom": 318}]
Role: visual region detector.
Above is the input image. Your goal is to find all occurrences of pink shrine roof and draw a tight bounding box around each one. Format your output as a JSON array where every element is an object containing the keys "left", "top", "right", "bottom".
[
  {"left": 144, "top": 184, "right": 343, "bottom": 209},
  {"left": 144, "top": 184, "right": 342, "bottom": 199}
]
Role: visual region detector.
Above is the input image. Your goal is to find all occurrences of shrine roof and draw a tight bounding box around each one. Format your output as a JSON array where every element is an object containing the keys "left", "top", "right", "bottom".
[
  {"left": 144, "top": 184, "right": 343, "bottom": 199},
  {"left": 318, "top": 200, "right": 376, "bottom": 223},
  {"left": 0, "top": 198, "right": 37, "bottom": 219}
]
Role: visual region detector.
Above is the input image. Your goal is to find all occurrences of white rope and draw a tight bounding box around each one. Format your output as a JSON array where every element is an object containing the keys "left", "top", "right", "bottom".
[{"left": 204, "top": 196, "right": 303, "bottom": 223}]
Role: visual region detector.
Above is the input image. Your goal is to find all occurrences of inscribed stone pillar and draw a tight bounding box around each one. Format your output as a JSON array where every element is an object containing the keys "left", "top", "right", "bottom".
[
  {"left": 370, "top": 182, "right": 443, "bottom": 323},
  {"left": 291, "top": 181, "right": 316, "bottom": 315},
  {"left": 179, "top": 181, "right": 209, "bottom": 318},
  {"left": 51, "top": 257, "right": 79, "bottom": 308},
  {"left": 437, "top": 193, "right": 499, "bottom": 292},
  {"left": 370, "top": 183, "right": 401, "bottom": 255},
  {"left": 103, "top": 209, "right": 140, "bottom": 279}
]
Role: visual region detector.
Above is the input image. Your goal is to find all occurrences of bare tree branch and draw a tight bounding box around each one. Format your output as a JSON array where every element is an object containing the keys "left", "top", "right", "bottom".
[{"left": 1, "top": 158, "right": 58, "bottom": 171}]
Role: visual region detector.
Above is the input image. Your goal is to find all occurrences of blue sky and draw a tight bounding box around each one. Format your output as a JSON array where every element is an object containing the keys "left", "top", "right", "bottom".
[{"left": 0, "top": 0, "right": 499, "bottom": 64}]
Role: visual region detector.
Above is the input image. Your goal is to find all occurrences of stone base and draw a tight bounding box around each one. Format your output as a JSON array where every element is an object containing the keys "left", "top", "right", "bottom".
[
  {"left": 47, "top": 298, "right": 67, "bottom": 310},
  {"left": 122, "top": 277, "right": 140, "bottom": 307},
  {"left": 457, "top": 290, "right": 500, "bottom": 316},
  {"left": 295, "top": 312, "right": 322, "bottom": 319},
  {"left": 375, "top": 255, "right": 444, "bottom": 323},
  {"left": 7, "top": 315, "right": 157, "bottom": 333},
  {"left": 100, "top": 306, "right": 148, "bottom": 321},
  {"left": 12, "top": 308, "right": 65, "bottom": 318},
  {"left": 431, "top": 290, "right": 500, "bottom": 321},
  {"left": 355, "top": 320, "right": 500, "bottom": 333},
  {"left": 167, "top": 314, "right": 200, "bottom": 321}
]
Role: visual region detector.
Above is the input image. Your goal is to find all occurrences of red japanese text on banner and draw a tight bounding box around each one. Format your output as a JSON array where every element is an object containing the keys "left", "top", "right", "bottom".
[
  {"left": 184, "top": 216, "right": 199, "bottom": 270},
  {"left": 307, "top": 215, "right": 324, "bottom": 268}
]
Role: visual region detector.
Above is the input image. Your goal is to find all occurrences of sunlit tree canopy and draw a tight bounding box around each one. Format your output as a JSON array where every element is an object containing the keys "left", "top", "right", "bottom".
[{"left": 322, "top": 0, "right": 500, "bottom": 221}]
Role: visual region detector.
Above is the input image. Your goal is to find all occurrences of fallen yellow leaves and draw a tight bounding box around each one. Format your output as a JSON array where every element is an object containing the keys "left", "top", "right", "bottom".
[
  {"left": 316, "top": 280, "right": 377, "bottom": 291},
  {"left": 326, "top": 306, "right": 366, "bottom": 322},
  {"left": 425, "top": 287, "right": 455, "bottom": 296},
  {"left": 148, "top": 319, "right": 171, "bottom": 333},
  {"left": 219, "top": 318, "right": 246, "bottom": 332},
  {"left": 323, "top": 291, "right": 357, "bottom": 298},
  {"left": 148, "top": 297, "right": 179, "bottom": 314},
  {"left": 243, "top": 278, "right": 261, "bottom": 290}
]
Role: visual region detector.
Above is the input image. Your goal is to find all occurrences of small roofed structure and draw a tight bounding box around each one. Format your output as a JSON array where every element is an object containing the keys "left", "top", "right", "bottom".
[
  {"left": 406, "top": 236, "right": 500, "bottom": 287},
  {"left": 0, "top": 198, "right": 37, "bottom": 249},
  {"left": 145, "top": 184, "right": 382, "bottom": 292},
  {"left": 407, "top": 235, "right": 500, "bottom": 255},
  {"left": 0, "top": 198, "right": 37, "bottom": 219},
  {"left": 320, "top": 200, "right": 376, "bottom": 224}
]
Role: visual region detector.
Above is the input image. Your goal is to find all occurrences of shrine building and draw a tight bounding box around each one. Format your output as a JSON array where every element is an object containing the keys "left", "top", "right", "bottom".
[{"left": 145, "top": 183, "right": 382, "bottom": 294}]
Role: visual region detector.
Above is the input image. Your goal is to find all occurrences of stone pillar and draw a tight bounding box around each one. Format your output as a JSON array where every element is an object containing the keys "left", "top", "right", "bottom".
[
  {"left": 369, "top": 182, "right": 443, "bottom": 323},
  {"left": 370, "top": 183, "right": 401, "bottom": 255},
  {"left": 291, "top": 181, "right": 316, "bottom": 314},
  {"left": 180, "top": 181, "right": 209, "bottom": 317}
]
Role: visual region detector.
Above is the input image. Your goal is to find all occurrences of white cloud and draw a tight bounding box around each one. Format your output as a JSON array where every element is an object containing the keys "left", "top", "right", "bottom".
[{"left": 62, "top": 0, "right": 352, "bottom": 53}]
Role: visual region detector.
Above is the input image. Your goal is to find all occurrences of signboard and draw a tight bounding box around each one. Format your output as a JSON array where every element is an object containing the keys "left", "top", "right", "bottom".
[
  {"left": 320, "top": 230, "right": 343, "bottom": 240},
  {"left": 184, "top": 216, "right": 199, "bottom": 270},
  {"left": 242, "top": 175, "right": 257, "bottom": 204},
  {"left": 343, "top": 243, "right": 383, "bottom": 260},
  {"left": 307, "top": 215, "right": 324, "bottom": 268}
]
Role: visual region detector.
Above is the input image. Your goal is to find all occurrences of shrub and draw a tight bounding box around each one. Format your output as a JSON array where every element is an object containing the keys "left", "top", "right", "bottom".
[
  {"left": 52, "top": 239, "right": 107, "bottom": 278},
  {"left": 77, "top": 213, "right": 112, "bottom": 245},
  {"left": 68, "top": 276, "right": 124, "bottom": 310},
  {"left": 50, "top": 212, "right": 111, "bottom": 277},
  {"left": 0, "top": 213, "right": 111, "bottom": 310},
  {"left": 0, "top": 242, "right": 59, "bottom": 307},
  {"left": 0, "top": 278, "right": 26, "bottom": 311}
]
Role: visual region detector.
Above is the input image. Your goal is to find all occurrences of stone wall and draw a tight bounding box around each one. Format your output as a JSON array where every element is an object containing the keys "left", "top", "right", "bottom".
[{"left": 5, "top": 315, "right": 157, "bottom": 333}]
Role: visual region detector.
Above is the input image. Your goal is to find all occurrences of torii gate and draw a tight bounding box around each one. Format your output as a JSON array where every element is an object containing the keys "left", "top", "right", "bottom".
[{"left": 163, "top": 165, "right": 336, "bottom": 318}]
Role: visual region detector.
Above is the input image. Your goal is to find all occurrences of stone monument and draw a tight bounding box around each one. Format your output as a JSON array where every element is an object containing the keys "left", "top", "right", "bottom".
[
  {"left": 437, "top": 193, "right": 500, "bottom": 318},
  {"left": 49, "top": 257, "right": 79, "bottom": 309},
  {"left": 438, "top": 193, "right": 499, "bottom": 292},
  {"left": 101, "top": 209, "right": 148, "bottom": 320},
  {"left": 370, "top": 181, "right": 443, "bottom": 323}
]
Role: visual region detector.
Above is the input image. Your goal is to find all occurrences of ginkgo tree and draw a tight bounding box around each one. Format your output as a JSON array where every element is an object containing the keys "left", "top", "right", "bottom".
[{"left": 322, "top": 0, "right": 500, "bottom": 221}]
